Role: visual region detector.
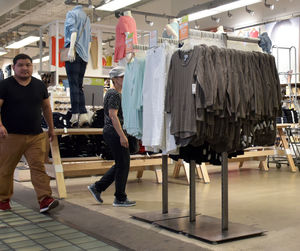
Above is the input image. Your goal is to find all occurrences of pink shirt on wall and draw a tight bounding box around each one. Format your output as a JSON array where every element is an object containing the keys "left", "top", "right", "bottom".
[{"left": 114, "top": 16, "right": 138, "bottom": 63}]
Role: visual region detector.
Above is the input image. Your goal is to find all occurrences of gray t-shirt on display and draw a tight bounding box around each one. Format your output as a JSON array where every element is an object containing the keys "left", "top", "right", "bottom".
[{"left": 165, "top": 47, "right": 199, "bottom": 146}]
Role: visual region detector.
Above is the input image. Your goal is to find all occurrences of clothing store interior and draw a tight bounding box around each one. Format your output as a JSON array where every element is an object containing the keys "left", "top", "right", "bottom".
[{"left": 1, "top": 0, "right": 300, "bottom": 250}]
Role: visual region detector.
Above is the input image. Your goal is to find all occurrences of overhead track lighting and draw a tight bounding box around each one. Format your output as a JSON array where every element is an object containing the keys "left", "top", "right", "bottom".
[
  {"left": 6, "top": 36, "right": 40, "bottom": 49},
  {"left": 227, "top": 11, "right": 233, "bottom": 18},
  {"left": 178, "top": 0, "right": 262, "bottom": 22},
  {"left": 245, "top": 6, "right": 255, "bottom": 16},
  {"left": 145, "top": 16, "right": 154, "bottom": 26},
  {"left": 211, "top": 16, "right": 221, "bottom": 23},
  {"left": 96, "top": 0, "right": 142, "bottom": 11},
  {"left": 264, "top": 0, "right": 274, "bottom": 10}
]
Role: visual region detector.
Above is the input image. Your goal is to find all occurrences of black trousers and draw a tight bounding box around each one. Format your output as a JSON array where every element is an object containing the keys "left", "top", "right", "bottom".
[
  {"left": 65, "top": 54, "right": 87, "bottom": 114},
  {"left": 95, "top": 129, "right": 130, "bottom": 201}
]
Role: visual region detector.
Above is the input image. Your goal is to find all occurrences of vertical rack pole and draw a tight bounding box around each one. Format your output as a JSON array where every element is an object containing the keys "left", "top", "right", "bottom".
[
  {"left": 55, "top": 20, "right": 59, "bottom": 86},
  {"left": 39, "top": 28, "right": 43, "bottom": 73},
  {"left": 221, "top": 152, "right": 228, "bottom": 231},
  {"left": 162, "top": 154, "right": 168, "bottom": 214},
  {"left": 190, "top": 160, "right": 196, "bottom": 222}
]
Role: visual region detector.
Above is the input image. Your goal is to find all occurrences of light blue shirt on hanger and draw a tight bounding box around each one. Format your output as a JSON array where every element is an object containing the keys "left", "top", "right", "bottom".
[
  {"left": 122, "top": 55, "right": 146, "bottom": 139},
  {"left": 64, "top": 5, "right": 91, "bottom": 62}
]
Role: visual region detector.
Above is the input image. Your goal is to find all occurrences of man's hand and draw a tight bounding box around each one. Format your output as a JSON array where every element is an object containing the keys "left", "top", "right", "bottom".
[
  {"left": 120, "top": 135, "right": 129, "bottom": 148},
  {"left": 0, "top": 124, "right": 7, "bottom": 138},
  {"left": 48, "top": 128, "right": 55, "bottom": 142}
]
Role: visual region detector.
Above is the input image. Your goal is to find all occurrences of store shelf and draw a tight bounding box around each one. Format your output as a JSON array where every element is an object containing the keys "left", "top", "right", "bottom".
[
  {"left": 282, "top": 95, "right": 300, "bottom": 100},
  {"left": 280, "top": 83, "right": 300, "bottom": 87}
]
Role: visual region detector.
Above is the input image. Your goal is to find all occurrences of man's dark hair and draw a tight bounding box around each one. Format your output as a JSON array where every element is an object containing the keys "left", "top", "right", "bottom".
[{"left": 13, "top": 54, "right": 32, "bottom": 65}]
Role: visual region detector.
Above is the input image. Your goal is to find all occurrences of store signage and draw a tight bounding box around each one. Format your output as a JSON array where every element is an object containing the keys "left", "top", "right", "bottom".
[
  {"left": 126, "top": 32, "right": 134, "bottom": 53},
  {"left": 149, "top": 30, "right": 158, "bottom": 48},
  {"left": 179, "top": 15, "right": 189, "bottom": 41}
]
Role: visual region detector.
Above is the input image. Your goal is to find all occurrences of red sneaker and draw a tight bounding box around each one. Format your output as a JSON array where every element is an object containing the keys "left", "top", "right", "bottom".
[
  {"left": 39, "top": 197, "right": 59, "bottom": 213},
  {"left": 0, "top": 199, "right": 11, "bottom": 211}
]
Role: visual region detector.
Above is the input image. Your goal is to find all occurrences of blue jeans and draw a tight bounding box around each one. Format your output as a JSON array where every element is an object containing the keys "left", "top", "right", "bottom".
[
  {"left": 65, "top": 54, "right": 87, "bottom": 114},
  {"left": 95, "top": 129, "right": 130, "bottom": 201}
]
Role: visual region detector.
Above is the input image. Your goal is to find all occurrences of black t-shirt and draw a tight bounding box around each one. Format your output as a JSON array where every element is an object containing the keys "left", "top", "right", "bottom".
[
  {"left": 0, "top": 76, "right": 48, "bottom": 134},
  {"left": 103, "top": 89, "right": 123, "bottom": 132}
]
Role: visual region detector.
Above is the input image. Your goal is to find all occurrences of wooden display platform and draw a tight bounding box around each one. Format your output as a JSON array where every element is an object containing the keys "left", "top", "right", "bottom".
[
  {"left": 172, "top": 124, "right": 298, "bottom": 184},
  {"left": 46, "top": 128, "right": 170, "bottom": 198}
]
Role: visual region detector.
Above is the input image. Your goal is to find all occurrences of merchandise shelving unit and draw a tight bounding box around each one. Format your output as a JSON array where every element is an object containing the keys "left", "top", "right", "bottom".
[{"left": 273, "top": 45, "right": 300, "bottom": 112}]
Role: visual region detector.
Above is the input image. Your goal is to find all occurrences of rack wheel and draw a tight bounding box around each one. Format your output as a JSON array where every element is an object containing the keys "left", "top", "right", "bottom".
[{"left": 276, "top": 163, "right": 281, "bottom": 169}]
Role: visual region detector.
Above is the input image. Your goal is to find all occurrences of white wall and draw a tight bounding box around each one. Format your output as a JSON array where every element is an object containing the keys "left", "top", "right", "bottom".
[{"left": 266, "top": 17, "right": 300, "bottom": 83}]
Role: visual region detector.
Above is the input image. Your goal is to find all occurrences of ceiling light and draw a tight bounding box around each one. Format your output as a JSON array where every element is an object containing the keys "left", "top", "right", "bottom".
[
  {"left": 32, "top": 55, "right": 49, "bottom": 64},
  {"left": 245, "top": 6, "right": 255, "bottom": 15},
  {"left": 0, "top": 48, "right": 8, "bottom": 56},
  {"left": 96, "top": 0, "right": 142, "bottom": 11},
  {"left": 227, "top": 11, "right": 233, "bottom": 18},
  {"left": 6, "top": 36, "right": 40, "bottom": 49},
  {"left": 211, "top": 16, "right": 221, "bottom": 23},
  {"left": 186, "top": 0, "right": 262, "bottom": 22},
  {"left": 264, "top": 0, "right": 275, "bottom": 10},
  {"left": 145, "top": 16, "right": 154, "bottom": 26}
]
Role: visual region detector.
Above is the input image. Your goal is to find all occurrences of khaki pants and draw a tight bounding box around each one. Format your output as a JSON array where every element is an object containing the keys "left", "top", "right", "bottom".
[{"left": 0, "top": 133, "right": 52, "bottom": 202}]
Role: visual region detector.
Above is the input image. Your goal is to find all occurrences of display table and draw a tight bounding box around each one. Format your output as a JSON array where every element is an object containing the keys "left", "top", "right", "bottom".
[
  {"left": 276, "top": 123, "right": 297, "bottom": 172},
  {"left": 46, "top": 128, "right": 169, "bottom": 198},
  {"left": 172, "top": 124, "right": 298, "bottom": 185}
]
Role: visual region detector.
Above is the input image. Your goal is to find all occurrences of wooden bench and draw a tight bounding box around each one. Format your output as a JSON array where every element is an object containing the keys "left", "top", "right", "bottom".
[
  {"left": 46, "top": 128, "right": 170, "bottom": 198},
  {"left": 172, "top": 124, "right": 298, "bottom": 184},
  {"left": 172, "top": 147, "right": 288, "bottom": 184}
]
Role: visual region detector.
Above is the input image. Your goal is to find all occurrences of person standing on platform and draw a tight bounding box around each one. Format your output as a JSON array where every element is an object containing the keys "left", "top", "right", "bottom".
[
  {"left": 0, "top": 54, "right": 59, "bottom": 213},
  {"left": 88, "top": 66, "right": 136, "bottom": 207}
]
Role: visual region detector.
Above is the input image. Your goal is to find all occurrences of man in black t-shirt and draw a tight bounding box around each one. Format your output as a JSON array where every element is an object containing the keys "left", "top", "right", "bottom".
[
  {"left": 88, "top": 66, "right": 136, "bottom": 207},
  {"left": 0, "top": 54, "right": 59, "bottom": 213}
]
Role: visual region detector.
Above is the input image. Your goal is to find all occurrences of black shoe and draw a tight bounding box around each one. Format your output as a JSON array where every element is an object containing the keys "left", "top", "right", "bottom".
[
  {"left": 113, "top": 198, "right": 136, "bottom": 207},
  {"left": 87, "top": 184, "right": 103, "bottom": 204}
]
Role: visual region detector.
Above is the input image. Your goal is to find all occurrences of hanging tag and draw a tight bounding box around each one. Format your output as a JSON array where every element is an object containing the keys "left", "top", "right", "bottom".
[
  {"left": 184, "top": 54, "right": 189, "bottom": 62},
  {"left": 192, "top": 83, "right": 196, "bottom": 95},
  {"left": 125, "top": 32, "right": 134, "bottom": 54}
]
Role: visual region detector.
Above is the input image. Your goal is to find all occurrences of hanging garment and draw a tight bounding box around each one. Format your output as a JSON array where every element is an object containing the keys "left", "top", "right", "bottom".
[
  {"left": 166, "top": 44, "right": 281, "bottom": 156},
  {"left": 142, "top": 46, "right": 167, "bottom": 149},
  {"left": 165, "top": 46, "right": 200, "bottom": 147},
  {"left": 64, "top": 5, "right": 92, "bottom": 62},
  {"left": 122, "top": 54, "right": 146, "bottom": 139}
]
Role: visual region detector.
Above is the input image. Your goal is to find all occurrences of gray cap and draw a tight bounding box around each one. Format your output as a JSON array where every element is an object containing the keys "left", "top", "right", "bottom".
[{"left": 109, "top": 66, "right": 125, "bottom": 78}]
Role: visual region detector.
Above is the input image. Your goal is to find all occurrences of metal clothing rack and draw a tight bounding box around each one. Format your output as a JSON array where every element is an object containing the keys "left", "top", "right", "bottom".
[
  {"left": 133, "top": 37, "right": 179, "bottom": 51},
  {"left": 189, "top": 29, "right": 225, "bottom": 41},
  {"left": 132, "top": 35, "right": 265, "bottom": 243},
  {"left": 132, "top": 44, "right": 149, "bottom": 50}
]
